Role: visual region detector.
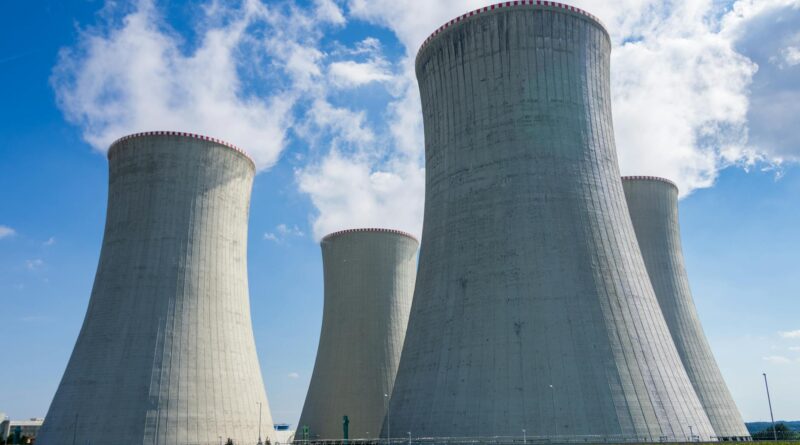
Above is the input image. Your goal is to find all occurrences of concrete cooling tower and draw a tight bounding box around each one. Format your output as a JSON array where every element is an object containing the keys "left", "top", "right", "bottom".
[
  {"left": 386, "top": 2, "right": 715, "bottom": 442},
  {"left": 38, "top": 131, "right": 274, "bottom": 445},
  {"left": 622, "top": 176, "right": 750, "bottom": 441},
  {"left": 298, "top": 228, "right": 418, "bottom": 441}
]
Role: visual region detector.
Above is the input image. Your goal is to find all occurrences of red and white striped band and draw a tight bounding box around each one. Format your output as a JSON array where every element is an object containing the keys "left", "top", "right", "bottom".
[
  {"left": 621, "top": 175, "right": 679, "bottom": 190},
  {"left": 418, "top": 1, "right": 607, "bottom": 58},
  {"left": 322, "top": 228, "right": 419, "bottom": 243},
  {"left": 108, "top": 131, "right": 255, "bottom": 169}
]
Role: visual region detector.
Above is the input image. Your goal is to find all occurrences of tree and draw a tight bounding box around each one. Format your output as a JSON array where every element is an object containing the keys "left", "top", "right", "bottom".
[{"left": 752, "top": 423, "right": 800, "bottom": 440}]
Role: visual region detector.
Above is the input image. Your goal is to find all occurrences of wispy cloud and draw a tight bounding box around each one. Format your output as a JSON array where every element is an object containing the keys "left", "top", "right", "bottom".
[
  {"left": 43, "top": 236, "right": 56, "bottom": 246},
  {"left": 329, "top": 60, "right": 394, "bottom": 88},
  {"left": 50, "top": 0, "right": 325, "bottom": 171},
  {"left": 48, "top": 0, "right": 800, "bottom": 243},
  {"left": 0, "top": 225, "right": 16, "bottom": 239},
  {"left": 287, "top": 372, "right": 300, "bottom": 379},
  {"left": 763, "top": 355, "right": 795, "bottom": 364},
  {"left": 264, "top": 223, "right": 305, "bottom": 244},
  {"left": 780, "top": 330, "right": 800, "bottom": 339},
  {"left": 25, "top": 259, "right": 44, "bottom": 270}
]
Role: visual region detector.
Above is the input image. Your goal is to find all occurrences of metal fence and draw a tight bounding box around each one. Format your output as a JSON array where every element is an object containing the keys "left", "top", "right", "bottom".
[{"left": 287, "top": 435, "right": 763, "bottom": 445}]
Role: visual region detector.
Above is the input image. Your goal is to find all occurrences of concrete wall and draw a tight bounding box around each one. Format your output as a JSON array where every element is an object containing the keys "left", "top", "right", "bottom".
[
  {"left": 298, "top": 229, "right": 418, "bottom": 440},
  {"left": 622, "top": 176, "right": 750, "bottom": 441},
  {"left": 38, "top": 132, "right": 274, "bottom": 445},
  {"left": 387, "top": 3, "right": 714, "bottom": 442}
]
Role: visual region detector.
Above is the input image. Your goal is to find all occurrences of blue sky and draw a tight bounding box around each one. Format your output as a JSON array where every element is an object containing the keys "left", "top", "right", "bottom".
[{"left": 1, "top": 0, "right": 799, "bottom": 426}]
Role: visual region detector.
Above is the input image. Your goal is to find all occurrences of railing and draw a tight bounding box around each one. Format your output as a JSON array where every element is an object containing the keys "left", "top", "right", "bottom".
[{"left": 287, "top": 435, "right": 762, "bottom": 445}]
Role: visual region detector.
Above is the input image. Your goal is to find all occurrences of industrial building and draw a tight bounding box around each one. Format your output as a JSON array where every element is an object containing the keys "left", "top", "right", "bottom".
[
  {"left": 298, "top": 228, "right": 418, "bottom": 441},
  {"left": 386, "top": 2, "right": 715, "bottom": 442},
  {"left": 1, "top": 416, "right": 43, "bottom": 443},
  {"left": 622, "top": 176, "right": 751, "bottom": 441},
  {"left": 37, "top": 132, "right": 274, "bottom": 445}
]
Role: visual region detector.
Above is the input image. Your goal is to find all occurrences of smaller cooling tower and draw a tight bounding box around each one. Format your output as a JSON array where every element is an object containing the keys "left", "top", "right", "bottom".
[
  {"left": 298, "top": 228, "right": 419, "bottom": 441},
  {"left": 622, "top": 176, "right": 750, "bottom": 441},
  {"left": 38, "top": 131, "right": 273, "bottom": 445}
]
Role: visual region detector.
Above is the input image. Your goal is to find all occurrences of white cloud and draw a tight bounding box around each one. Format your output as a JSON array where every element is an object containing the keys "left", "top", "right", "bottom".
[
  {"left": 51, "top": 0, "right": 800, "bottom": 244},
  {"left": 0, "top": 225, "right": 15, "bottom": 239},
  {"left": 346, "top": 0, "right": 773, "bottom": 197},
  {"left": 780, "top": 330, "right": 800, "bottom": 338},
  {"left": 51, "top": 0, "right": 312, "bottom": 171},
  {"left": 26, "top": 259, "right": 44, "bottom": 270},
  {"left": 297, "top": 150, "right": 424, "bottom": 239},
  {"left": 788, "top": 346, "right": 800, "bottom": 351},
  {"left": 778, "top": 45, "right": 800, "bottom": 66},
  {"left": 264, "top": 223, "right": 305, "bottom": 243},
  {"left": 724, "top": 1, "right": 800, "bottom": 161},
  {"left": 304, "top": 99, "right": 375, "bottom": 147},
  {"left": 309, "top": 0, "right": 800, "bottom": 240},
  {"left": 287, "top": 372, "right": 300, "bottom": 379},
  {"left": 763, "top": 355, "right": 795, "bottom": 364},
  {"left": 43, "top": 237, "right": 56, "bottom": 246},
  {"left": 277, "top": 224, "right": 304, "bottom": 236},
  {"left": 314, "top": 0, "right": 346, "bottom": 25},
  {"left": 329, "top": 60, "right": 394, "bottom": 88}
]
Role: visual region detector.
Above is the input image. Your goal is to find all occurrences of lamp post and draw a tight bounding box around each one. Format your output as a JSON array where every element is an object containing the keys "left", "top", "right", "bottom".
[
  {"left": 549, "top": 384, "right": 556, "bottom": 439},
  {"left": 384, "top": 393, "right": 391, "bottom": 445},
  {"left": 688, "top": 425, "right": 694, "bottom": 441},
  {"left": 523, "top": 429, "right": 527, "bottom": 444},
  {"left": 408, "top": 431, "right": 411, "bottom": 445},
  {"left": 257, "top": 401, "right": 263, "bottom": 445},
  {"left": 763, "top": 373, "right": 778, "bottom": 441}
]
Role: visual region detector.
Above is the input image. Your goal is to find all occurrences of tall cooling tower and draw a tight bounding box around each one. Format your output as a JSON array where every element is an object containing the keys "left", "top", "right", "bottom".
[
  {"left": 38, "top": 131, "right": 274, "bottom": 445},
  {"left": 298, "top": 228, "right": 418, "bottom": 440},
  {"left": 622, "top": 176, "right": 750, "bottom": 441},
  {"left": 387, "top": 2, "right": 715, "bottom": 442}
]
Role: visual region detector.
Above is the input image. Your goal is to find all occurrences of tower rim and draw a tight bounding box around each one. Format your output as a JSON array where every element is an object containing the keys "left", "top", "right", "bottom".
[
  {"left": 321, "top": 227, "right": 419, "bottom": 243},
  {"left": 622, "top": 175, "right": 679, "bottom": 192},
  {"left": 416, "top": 1, "right": 608, "bottom": 63},
  {"left": 108, "top": 130, "right": 256, "bottom": 170}
]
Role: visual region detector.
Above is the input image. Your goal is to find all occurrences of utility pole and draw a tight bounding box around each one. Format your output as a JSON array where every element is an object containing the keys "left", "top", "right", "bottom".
[
  {"left": 384, "top": 393, "right": 391, "bottom": 444},
  {"left": 72, "top": 413, "right": 78, "bottom": 445},
  {"left": 549, "top": 384, "right": 557, "bottom": 439},
  {"left": 257, "top": 401, "right": 263, "bottom": 445},
  {"left": 763, "top": 373, "right": 778, "bottom": 441}
]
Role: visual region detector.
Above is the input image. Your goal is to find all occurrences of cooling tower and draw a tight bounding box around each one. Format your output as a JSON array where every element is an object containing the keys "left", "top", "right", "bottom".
[
  {"left": 386, "top": 2, "right": 715, "bottom": 441},
  {"left": 38, "top": 131, "right": 274, "bottom": 445},
  {"left": 298, "top": 228, "right": 418, "bottom": 441},
  {"left": 622, "top": 176, "right": 750, "bottom": 441}
]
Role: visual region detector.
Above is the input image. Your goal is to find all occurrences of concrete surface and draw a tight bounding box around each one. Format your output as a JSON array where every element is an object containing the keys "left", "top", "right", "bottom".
[
  {"left": 387, "top": 3, "right": 715, "bottom": 442},
  {"left": 38, "top": 132, "right": 274, "bottom": 445},
  {"left": 623, "top": 176, "right": 750, "bottom": 441},
  {"left": 298, "top": 229, "right": 419, "bottom": 441}
]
